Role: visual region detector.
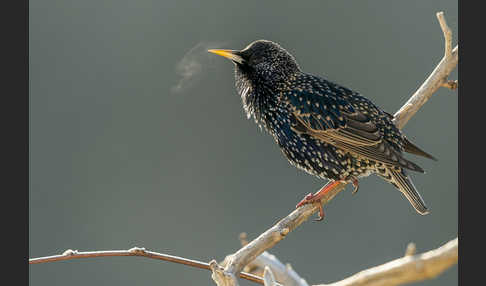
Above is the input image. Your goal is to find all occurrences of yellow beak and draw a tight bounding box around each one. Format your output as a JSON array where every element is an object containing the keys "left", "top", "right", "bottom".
[{"left": 208, "top": 49, "right": 244, "bottom": 64}]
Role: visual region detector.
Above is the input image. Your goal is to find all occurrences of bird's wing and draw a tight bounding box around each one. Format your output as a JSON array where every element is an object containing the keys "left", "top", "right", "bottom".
[{"left": 285, "top": 90, "right": 424, "bottom": 173}]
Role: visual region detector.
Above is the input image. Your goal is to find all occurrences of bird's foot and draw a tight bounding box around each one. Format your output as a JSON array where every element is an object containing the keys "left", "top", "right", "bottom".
[
  {"left": 351, "top": 178, "right": 359, "bottom": 195},
  {"left": 295, "top": 180, "right": 342, "bottom": 221},
  {"left": 296, "top": 192, "right": 325, "bottom": 221}
]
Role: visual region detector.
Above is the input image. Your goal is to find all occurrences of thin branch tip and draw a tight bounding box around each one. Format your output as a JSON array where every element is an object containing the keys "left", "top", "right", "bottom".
[
  {"left": 404, "top": 242, "right": 417, "bottom": 257},
  {"left": 392, "top": 11, "right": 457, "bottom": 128},
  {"left": 239, "top": 232, "right": 249, "bottom": 246},
  {"left": 62, "top": 249, "right": 78, "bottom": 256},
  {"left": 263, "top": 267, "right": 277, "bottom": 286},
  {"left": 128, "top": 247, "right": 146, "bottom": 254},
  {"left": 280, "top": 227, "right": 290, "bottom": 236},
  {"left": 436, "top": 11, "right": 453, "bottom": 57},
  {"left": 442, "top": 80, "right": 458, "bottom": 90}
]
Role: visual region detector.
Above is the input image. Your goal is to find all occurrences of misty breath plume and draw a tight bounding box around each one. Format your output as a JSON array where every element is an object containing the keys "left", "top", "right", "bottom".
[{"left": 171, "top": 41, "right": 227, "bottom": 94}]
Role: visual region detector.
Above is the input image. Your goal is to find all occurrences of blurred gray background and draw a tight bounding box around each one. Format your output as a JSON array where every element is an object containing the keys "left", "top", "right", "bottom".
[{"left": 29, "top": 1, "right": 457, "bottom": 285}]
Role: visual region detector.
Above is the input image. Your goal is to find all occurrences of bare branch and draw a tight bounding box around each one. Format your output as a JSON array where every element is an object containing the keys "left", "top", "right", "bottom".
[
  {"left": 316, "top": 238, "right": 458, "bottom": 286},
  {"left": 212, "top": 11, "right": 458, "bottom": 285},
  {"left": 219, "top": 183, "right": 346, "bottom": 279},
  {"left": 393, "top": 12, "right": 458, "bottom": 129},
  {"left": 211, "top": 260, "right": 241, "bottom": 286},
  {"left": 28, "top": 238, "right": 457, "bottom": 286},
  {"left": 243, "top": 251, "right": 310, "bottom": 286},
  {"left": 238, "top": 233, "right": 310, "bottom": 286},
  {"left": 29, "top": 247, "right": 265, "bottom": 285},
  {"left": 263, "top": 267, "right": 278, "bottom": 286},
  {"left": 437, "top": 12, "right": 452, "bottom": 57}
]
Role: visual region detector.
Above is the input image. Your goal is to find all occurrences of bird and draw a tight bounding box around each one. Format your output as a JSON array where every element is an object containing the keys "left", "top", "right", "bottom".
[{"left": 208, "top": 40, "right": 436, "bottom": 220}]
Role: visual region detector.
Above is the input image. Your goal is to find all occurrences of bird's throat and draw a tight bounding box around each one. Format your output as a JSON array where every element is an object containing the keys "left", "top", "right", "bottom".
[{"left": 235, "top": 71, "right": 282, "bottom": 129}]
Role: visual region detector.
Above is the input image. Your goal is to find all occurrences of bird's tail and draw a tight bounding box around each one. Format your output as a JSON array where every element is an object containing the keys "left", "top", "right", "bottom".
[
  {"left": 379, "top": 168, "right": 429, "bottom": 215},
  {"left": 402, "top": 137, "right": 437, "bottom": 161}
]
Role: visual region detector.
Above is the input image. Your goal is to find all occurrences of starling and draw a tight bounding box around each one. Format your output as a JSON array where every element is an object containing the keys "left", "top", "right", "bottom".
[{"left": 209, "top": 40, "right": 436, "bottom": 219}]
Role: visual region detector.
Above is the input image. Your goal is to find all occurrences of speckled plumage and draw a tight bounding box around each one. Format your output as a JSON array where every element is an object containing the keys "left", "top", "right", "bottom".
[{"left": 210, "top": 40, "right": 436, "bottom": 215}]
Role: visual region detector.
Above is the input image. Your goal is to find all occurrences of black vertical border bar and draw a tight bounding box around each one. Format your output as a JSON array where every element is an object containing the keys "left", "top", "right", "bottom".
[
  {"left": 457, "top": 0, "right": 463, "bottom": 285},
  {"left": 2, "top": 1, "right": 29, "bottom": 285},
  {"left": 458, "top": 0, "right": 481, "bottom": 285},
  {"left": 25, "top": 3, "right": 29, "bottom": 285}
]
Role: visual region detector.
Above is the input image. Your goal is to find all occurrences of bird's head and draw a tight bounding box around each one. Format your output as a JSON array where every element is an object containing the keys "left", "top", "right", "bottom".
[
  {"left": 209, "top": 40, "right": 300, "bottom": 87},
  {"left": 209, "top": 40, "right": 301, "bottom": 123}
]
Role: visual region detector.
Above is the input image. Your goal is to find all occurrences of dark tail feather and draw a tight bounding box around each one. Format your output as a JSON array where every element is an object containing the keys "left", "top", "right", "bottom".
[
  {"left": 388, "top": 169, "right": 429, "bottom": 215},
  {"left": 403, "top": 137, "right": 437, "bottom": 161}
]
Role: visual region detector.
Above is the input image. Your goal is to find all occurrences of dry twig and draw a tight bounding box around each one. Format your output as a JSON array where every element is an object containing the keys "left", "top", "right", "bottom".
[
  {"left": 29, "top": 238, "right": 457, "bottom": 286},
  {"left": 442, "top": 80, "right": 458, "bottom": 90},
  {"left": 317, "top": 238, "right": 458, "bottom": 286},
  {"left": 264, "top": 267, "right": 278, "bottom": 286},
  {"left": 404, "top": 243, "right": 417, "bottom": 257},
  {"left": 238, "top": 233, "right": 310, "bottom": 286},
  {"left": 29, "top": 247, "right": 266, "bottom": 285},
  {"left": 393, "top": 12, "right": 458, "bottom": 129}
]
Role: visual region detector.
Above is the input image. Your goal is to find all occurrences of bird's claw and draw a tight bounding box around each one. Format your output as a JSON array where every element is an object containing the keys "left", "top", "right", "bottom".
[
  {"left": 296, "top": 193, "right": 314, "bottom": 208},
  {"left": 314, "top": 204, "right": 325, "bottom": 221},
  {"left": 296, "top": 181, "right": 342, "bottom": 221},
  {"left": 296, "top": 192, "right": 325, "bottom": 222},
  {"left": 351, "top": 179, "right": 359, "bottom": 195}
]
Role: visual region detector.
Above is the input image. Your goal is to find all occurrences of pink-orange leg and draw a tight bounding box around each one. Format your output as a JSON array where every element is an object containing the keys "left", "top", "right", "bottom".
[
  {"left": 295, "top": 180, "right": 343, "bottom": 221},
  {"left": 351, "top": 178, "right": 359, "bottom": 195}
]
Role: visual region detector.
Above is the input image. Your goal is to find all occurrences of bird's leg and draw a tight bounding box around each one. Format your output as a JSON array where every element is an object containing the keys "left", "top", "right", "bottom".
[
  {"left": 296, "top": 180, "right": 342, "bottom": 221},
  {"left": 351, "top": 178, "right": 359, "bottom": 195}
]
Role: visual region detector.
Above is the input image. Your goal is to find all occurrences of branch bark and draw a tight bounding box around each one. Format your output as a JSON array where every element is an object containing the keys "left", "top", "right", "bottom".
[
  {"left": 316, "top": 238, "right": 458, "bottom": 286},
  {"left": 29, "top": 247, "right": 266, "bottom": 285},
  {"left": 28, "top": 238, "right": 457, "bottom": 286},
  {"left": 242, "top": 251, "right": 310, "bottom": 286},
  {"left": 264, "top": 267, "right": 278, "bottom": 286},
  {"left": 211, "top": 11, "right": 458, "bottom": 286},
  {"left": 392, "top": 12, "right": 458, "bottom": 129},
  {"left": 237, "top": 233, "right": 310, "bottom": 286},
  {"left": 217, "top": 183, "right": 346, "bottom": 286}
]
